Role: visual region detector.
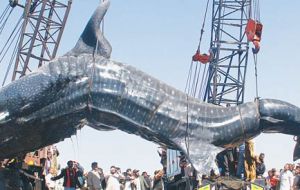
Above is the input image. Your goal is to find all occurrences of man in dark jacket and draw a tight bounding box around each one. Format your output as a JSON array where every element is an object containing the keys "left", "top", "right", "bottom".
[
  {"left": 142, "top": 172, "right": 151, "bottom": 190},
  {"left": 51, "top": 160, "right": 81, "bottom": 190}
]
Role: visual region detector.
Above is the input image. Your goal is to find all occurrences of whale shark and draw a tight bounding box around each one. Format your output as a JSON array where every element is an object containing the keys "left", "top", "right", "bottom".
[{"left": 0, "top": 0, "right": 300, "bottom": 174}]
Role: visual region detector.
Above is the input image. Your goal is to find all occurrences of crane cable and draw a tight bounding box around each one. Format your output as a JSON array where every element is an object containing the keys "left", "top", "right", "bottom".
[
  {"left": 187, "top": 0, "right": 211, "bottom": 98},
  {"left": 0, "top": 6, "right": 14, "bottom": 35},
  {"left": 2, "top": 28, "right": 21, "bottom": 86},
  {"left": 0, "top": 5, "right": 11, "bottom": 26},
  {"left": 253, "top": 0, "right": 260, "bottom": 22},
  {"left": 0, "top": 23, "right": 22, "bottom": 87},
  {"left": 253, "top": 53, "right": 259, "bottom": 98},
  {"left": 194, "top": 0, "right": 211, "bottom": 97},
  {"left": 185, "top": 0, "right": 211, "bottom": 95},
  {"left": 184, "top": 0, "right": 211, "bottom": 158},
  {"left": 88, "top": 0, "right": 106, "bottom": 111},
  {"left": 252, "top": 0, "right": 260, "bottom": 98},
  {"left": 197, "top": 0, "right": 210, "bottom": 51},
  {"left": 0, "top": 16, "right": 23, "bottom": 61}
]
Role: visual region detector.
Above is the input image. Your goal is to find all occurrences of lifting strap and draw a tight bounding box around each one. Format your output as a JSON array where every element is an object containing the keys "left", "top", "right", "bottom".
[{"left": 192, "top": 0, "right": 212, "bottom": 64}]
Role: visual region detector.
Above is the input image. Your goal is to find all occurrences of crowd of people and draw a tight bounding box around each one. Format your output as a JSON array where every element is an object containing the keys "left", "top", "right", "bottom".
[
  {"left": 214, "top": 140, "right": 300, "bottom": 190},
  {"left": 0, "top": 146, "right": 165, "bottom": 190},
  {"left": 31, "top": 147, "right": 193, "bottom": 190},
  {"left": 3, "top": 143, "right": 300, "bottom": 190},
  {"left": 48, "top": 161, "right": 164, "bottom": 190},
  {"left": 264, "top": 163, "right": 300, "bottom": 190}
]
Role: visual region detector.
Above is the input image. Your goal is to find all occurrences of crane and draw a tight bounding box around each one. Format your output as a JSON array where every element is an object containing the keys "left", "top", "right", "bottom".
[
  {"left": 0, "top": 0, "right": 262, "bottom": 188},
  {"left": 167, "top": 0, "right": 262, "bottom": 188},
  {"left": 203, "top": 0, "right": 252, "bottom": 106},
  {"left": 13, "top": 0, "right": 72, "bottom": 80},
  {"left": 0, "top": 0, "right": 72, "bottom": 85},
  {"left": 186, "top": 0, "right": 261, "bottom": 107}
]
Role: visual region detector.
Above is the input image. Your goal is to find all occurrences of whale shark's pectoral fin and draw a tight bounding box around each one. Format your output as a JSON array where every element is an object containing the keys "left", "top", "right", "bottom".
[
  {"left": 66, "top": 0, "right": 112, "bottom": 58},
  {"left": 174, "top": 138, "right": 224, "bottom": 174}
]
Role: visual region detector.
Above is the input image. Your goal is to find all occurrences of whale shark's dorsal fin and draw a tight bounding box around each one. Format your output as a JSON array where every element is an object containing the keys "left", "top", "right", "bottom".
[{"left": 66, "top": 0, "right": 112, "bottom": 58}]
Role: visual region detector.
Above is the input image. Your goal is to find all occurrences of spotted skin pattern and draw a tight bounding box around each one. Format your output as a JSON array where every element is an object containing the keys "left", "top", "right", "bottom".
[{"left": 0, "top": 0, "right": 300, "bottom": 173}]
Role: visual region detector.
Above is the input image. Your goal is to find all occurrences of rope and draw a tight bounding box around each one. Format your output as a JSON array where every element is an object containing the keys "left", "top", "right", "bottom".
[
  {"left": 87, "top": 0, "right": 107, "bottom": 111},
  {"left": 253, "top": 53, "right": 259, "bottom": 98},
  {"left": 198, "top": 63, "right": 208, "bottom": 99},
  {"left": 184, "top": 60, "right": 194, "bottom": 93},
  {"left": 237, "top": 106, "right": 248, "bottom": 142},
  {"left": 193, "top": 63, "right": 202, "bottom": 97},
  {"left": 102, "top": 0, "right": 105, "bottom": 34},
  {"left": 185, "top": 95, "right": 190, "bottom": 157},
  {"left": 86, "top": 39, "right": 99, "bottom": 112},
  {"left": 190, "top": 62, "right": 199, "bottom": 96}
]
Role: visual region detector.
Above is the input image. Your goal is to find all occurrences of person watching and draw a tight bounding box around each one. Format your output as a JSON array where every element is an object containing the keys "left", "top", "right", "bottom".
[
  {"left": 87, "top": 162, "right": 103, "bottom": 190},
  {"left": 51, "top": 160, "right": 82, "bottom": 190},
  {"left": 279, "top": 164, "right": 294, "bottom": 190},
  {"left": 256, "top": 153, "right": 266, "bottom": 178}
]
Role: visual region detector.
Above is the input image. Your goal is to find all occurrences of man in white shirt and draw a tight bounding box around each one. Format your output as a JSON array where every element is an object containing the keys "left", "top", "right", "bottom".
[
  {"left": 45, "top": 168, "right": 56, "bottom": 190},
  {"left": 133, "top": 170, "right": 141, "bottom": 190},
  {"left": 280, "top": 164, "right": 294, "bottom": 190},
  {"left": 106, "top": 166, "right": 121, "bottom": 190},
  {"left": 87, "top": 162, "right": 103, "bottom": 190}
]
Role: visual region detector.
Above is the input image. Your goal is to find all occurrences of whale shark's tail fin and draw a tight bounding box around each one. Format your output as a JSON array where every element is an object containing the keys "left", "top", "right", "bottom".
[{"left": 66, "top": 0, "right": 112, "bottom": 58}]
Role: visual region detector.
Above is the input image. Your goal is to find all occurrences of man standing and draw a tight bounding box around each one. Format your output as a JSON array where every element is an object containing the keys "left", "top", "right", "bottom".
[
  {"left": 142, "top": 172, "right": 151, "bottom": 190},
  {"left": 45, "top": 168, "right": 57, "bottom": 190},
  {"left": 152, "top": 170, "right": 164, "bottom": 190},
  {"left": 133, "top": 169, "right": 141, "bottom": 190},
  {"left": 279, "top": 164, "right": 294, "bottom": 190},
  {"left": 87, "top": 162, "right": 103, "bottom": 190},
  {"left": 106, "top": 166, "right": 121, "bottom": 190},
  {"left": 133, "top": 169, "right": 150, "bottom": 190},
  {"left": 51, "top": 160, "right": 81, "bottom": 190}
]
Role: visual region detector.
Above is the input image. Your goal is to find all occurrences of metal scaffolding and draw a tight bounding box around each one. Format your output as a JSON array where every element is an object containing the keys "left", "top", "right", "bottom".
[
  {"left": 12, "top": 0, "right": 72, "bottom": 80},
  {"left": 203, "top": 0, "right": 251, "bottom": 106}
]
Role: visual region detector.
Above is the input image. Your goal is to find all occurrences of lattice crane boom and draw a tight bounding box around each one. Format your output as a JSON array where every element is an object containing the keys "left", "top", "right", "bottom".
[
  {"left": 12, "top": 0, "right": 72, "bottom": 81},
  {"left": 203, "top": 0, "right": 252, "bottom": 106}
]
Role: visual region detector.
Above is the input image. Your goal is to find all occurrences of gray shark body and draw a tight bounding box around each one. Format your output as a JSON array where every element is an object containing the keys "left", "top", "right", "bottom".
[{"left": 0, "top": 0, "right": 300, "bottom": 174}]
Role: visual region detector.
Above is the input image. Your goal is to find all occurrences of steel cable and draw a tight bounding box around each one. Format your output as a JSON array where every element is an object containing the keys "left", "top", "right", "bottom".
[
  {"left": 2, "top": 30, "right": 21, "bottom": 86},
  {"left": 0, "top": 7, "right": 14, "bottom": 35},
  {"left": 0, "top": 5, "right": 10, "bottom": 25},
  {"left": 0, "top": 16, "right": 22, "bottom": 57}
]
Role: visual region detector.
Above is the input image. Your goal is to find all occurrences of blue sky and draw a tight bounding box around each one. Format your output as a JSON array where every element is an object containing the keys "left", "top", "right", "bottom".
[{"left": 1, "top": 0, "right": 300, "bottom": 175}]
